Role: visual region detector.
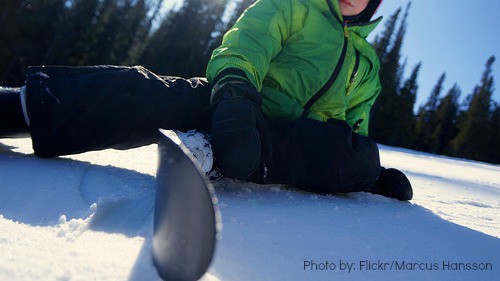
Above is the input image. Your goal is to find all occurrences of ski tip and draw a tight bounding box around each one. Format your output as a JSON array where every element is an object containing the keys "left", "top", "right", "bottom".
[{"left": 153, "top": 129, "right": 222, "bottom": 281}]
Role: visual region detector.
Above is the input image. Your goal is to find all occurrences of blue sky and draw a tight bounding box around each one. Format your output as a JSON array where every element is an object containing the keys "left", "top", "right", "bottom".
[{"left": 370, "top": 0, "right": 500, "bottom": 110}]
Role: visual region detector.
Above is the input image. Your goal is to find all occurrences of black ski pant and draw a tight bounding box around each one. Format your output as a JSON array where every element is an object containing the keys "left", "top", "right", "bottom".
[
  {"left": 263, "top": 117, "right": 380, "bottom": 194},
  {"left": 24, "top": 65, "right": 212, "bottom": 157},
  {"left": 19, "top": 65, "right": 379, "bottom": 193}
]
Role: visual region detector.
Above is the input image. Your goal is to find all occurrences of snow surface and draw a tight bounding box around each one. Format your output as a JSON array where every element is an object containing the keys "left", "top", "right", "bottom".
[{"left": 0, "top": 134, "right": 498, "bottom": 281}]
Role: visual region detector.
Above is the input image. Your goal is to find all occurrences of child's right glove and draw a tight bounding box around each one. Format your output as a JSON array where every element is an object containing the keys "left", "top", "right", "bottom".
[{"left": 210, "top": 82, "right": 273, "bottom": 181}]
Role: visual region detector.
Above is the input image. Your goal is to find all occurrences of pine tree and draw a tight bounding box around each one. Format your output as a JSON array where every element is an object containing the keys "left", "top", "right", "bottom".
[
  {"left": 370, "top": 3, "right": 411, "bottom": 146},
  {"left": 432, "top": 84, "right": 461, "bottom": 154},
  {"left": 372, "top": 7, "right": 401, "bottom": 64},
  {"left": 10, "top": 0, "right": 156, "bottom": 68},
  {"left": 207, "top": 0, "right": 256, "bottom": 52},
  {"left": 0, "top": 1, "right": 19, "bottom": 84},
  {"left": 450, "top": 56, "right": 495, "bottom": 162},
  {"left": 42, "top": 0, "right": 101, "bottom": 65},
  {"left": 0, "top": 0, "right": 66, "bottom": 85},
  {"left": 369, "top": 7, "right": 401, "bottom": 143},
  {"left": 489, "top": 103, "right": 500, "bottom": 163},
  {"left": 139, "top": 0, "right": 228, "bottom": 77},
  {"left": 127, "top": 0, "right": 165, "bottom": 64},
  {"left": 398, "top": 62, "right": 421, "bottom": 148},
  {"left": 414, "top": 73, "right": 446, "bottom": 152},
  {"left": 79, "top": 0, "right": 153, "bottom": 65}
]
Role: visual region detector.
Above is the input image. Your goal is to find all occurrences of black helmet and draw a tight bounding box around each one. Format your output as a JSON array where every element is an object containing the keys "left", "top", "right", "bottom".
[{"left": 344, "top": 0, "right": 382, "bottom": 24}]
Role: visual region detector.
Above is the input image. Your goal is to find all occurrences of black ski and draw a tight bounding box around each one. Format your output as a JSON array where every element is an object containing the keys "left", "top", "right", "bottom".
[{"left": 153, "top": 130, "right": 220, "bottom": 281}]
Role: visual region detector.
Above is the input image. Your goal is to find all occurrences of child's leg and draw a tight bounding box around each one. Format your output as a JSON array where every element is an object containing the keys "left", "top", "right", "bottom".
[
  {"left": 264, "top": 117, "right": 381, "bottom": 194},
  {"left": 0, "top": 87, "right": 29, "bottom": 138},
  {"left": 24, "top": 65, "right": 212, "bottom": 157}
]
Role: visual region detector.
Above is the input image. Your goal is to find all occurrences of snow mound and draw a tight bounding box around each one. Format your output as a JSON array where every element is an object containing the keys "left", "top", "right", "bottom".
[{"left": 168, "top": 129, "right": 213, "bottom": 175}]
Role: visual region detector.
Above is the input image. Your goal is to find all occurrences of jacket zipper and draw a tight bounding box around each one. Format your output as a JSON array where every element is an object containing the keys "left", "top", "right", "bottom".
[
  {"left": 301, "top": 0, "right": 349, "bottom": 117},
  {"left": 346, "top": 49, "right": 360, "bottom": 95}
]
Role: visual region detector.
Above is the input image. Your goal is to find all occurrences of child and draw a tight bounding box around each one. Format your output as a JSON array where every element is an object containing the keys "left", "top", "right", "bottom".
[
  {"left": 0, "top": 0, "right": 412, "bottom": 200},
  {"left": 207, "top": 0, "right": 412, "bottom": 200}
]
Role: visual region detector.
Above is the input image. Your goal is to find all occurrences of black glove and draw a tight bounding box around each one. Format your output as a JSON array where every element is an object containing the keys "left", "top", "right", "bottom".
[
  {"left": 370, "top": 167, "right": 413, "bottom": 201},
  {"left": 210, "top": 82, "right": 273, "bottom": 181}
]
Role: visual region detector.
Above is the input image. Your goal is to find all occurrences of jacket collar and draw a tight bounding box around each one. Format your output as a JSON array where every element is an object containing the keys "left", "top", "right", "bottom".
[
  {"left": 348, "top": 16, "right": 382, "bottom": 38},
  {"left": 325, "top": 0, "right": 382, "bottom": 38}
]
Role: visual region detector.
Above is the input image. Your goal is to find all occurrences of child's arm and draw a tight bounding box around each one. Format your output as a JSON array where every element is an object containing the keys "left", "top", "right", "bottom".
[{"left": 206, "top": 0, "right": 292, "bottom": 90}]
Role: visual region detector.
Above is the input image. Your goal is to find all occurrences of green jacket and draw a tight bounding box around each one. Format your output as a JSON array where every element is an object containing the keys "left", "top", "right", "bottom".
[{"left": 206, "top": 0, "right": 382, "bottom": 135}]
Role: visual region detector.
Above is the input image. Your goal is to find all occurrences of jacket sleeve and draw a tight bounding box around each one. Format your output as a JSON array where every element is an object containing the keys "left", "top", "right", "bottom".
[
  {"left": 206, "top": 0, "right": 292, "bottom": 90},
  {"left": 346, "top": 71, "right": 381, "bottom": 136}
]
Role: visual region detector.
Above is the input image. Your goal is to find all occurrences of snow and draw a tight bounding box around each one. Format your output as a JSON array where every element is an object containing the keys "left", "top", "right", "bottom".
[{"left": 0, "top": 135, "right": 498, "bottom": 281}]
